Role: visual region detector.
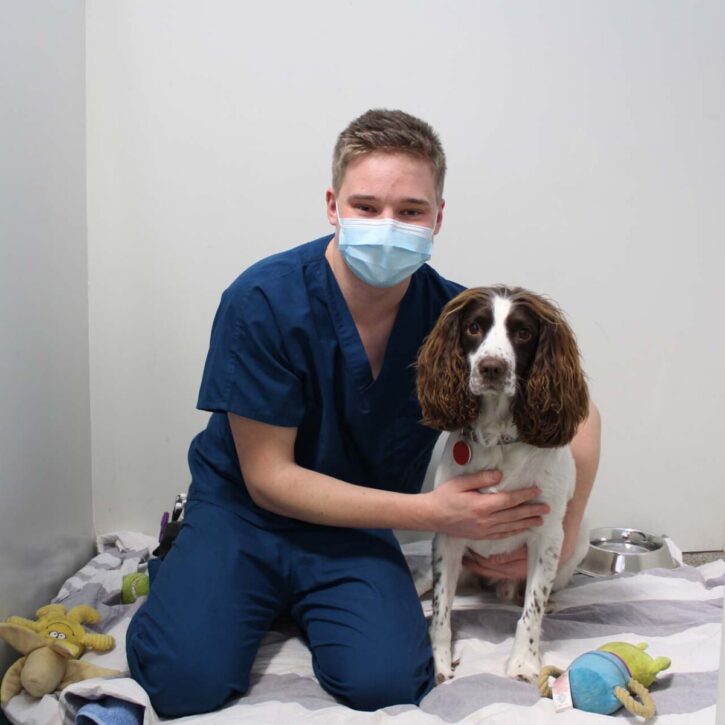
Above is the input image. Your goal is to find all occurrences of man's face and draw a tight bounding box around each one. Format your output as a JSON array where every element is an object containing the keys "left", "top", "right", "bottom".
[{"left": 326, "top": 151, "right": 444, "bottom": 234}]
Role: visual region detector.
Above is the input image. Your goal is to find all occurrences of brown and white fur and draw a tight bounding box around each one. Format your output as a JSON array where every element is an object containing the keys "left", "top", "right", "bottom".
[{"left": 415, "top": 286, "right": 590, "bottom": 684}]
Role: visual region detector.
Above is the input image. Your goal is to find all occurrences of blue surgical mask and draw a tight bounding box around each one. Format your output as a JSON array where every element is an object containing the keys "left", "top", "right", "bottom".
[{"left": 336, "top": 211, "right": 435, "bottom": 288}]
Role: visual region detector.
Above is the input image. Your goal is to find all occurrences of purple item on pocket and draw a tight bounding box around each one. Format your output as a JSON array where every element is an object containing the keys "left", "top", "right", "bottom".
[{"left": 159, "top": 511, "right": 170, "bottom": 541}]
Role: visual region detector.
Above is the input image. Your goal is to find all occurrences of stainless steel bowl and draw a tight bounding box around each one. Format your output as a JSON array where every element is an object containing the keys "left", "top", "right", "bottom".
[{"left": 577, "top": 527, "right": 677, "bottom": 576}]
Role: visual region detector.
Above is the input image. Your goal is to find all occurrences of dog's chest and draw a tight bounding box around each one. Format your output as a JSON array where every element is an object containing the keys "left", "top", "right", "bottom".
[
  {"left": 441, "top": 437, "right": 539, "bottom": 492},
  {"left": 437, "top": 434, "right": 575, "bottom": 562}
]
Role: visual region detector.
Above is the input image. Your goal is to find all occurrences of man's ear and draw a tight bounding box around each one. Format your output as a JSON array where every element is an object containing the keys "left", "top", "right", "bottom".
[
  {"left": 325, "top": 188, "right": 338, "bottom": 227},
  {"left": 434, "top": 198, "right": 445, "bottom": 234}
]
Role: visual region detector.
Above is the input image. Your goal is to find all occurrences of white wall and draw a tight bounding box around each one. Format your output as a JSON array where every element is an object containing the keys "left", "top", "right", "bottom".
[
  {"left": 0, "top": 0, "right": 94, "bottom": 673},
  {"left": 87, "top": 1, "right": 724, "bottom": 550}
]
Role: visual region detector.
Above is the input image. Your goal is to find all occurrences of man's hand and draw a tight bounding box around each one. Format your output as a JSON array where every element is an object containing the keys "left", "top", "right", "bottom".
[
  {"left": 427, "top": 470, "right": 549, "bottom": 541},
  {"left": 462, "top": 546, "right": 528, "bottom": 581}
]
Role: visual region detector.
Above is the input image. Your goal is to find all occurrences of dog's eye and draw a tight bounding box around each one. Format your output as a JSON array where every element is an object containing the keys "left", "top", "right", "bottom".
[
  {"left": 466, "top": 322, "right": 481, "bottom": 335},
  {"left": 514, "top": 328, "right": 533, "bottom": 343}
]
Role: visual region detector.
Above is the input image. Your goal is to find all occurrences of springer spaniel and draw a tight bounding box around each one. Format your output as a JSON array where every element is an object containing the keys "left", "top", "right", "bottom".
[{"left": 415, "top": 286, "right": 590, "bottom": 684}]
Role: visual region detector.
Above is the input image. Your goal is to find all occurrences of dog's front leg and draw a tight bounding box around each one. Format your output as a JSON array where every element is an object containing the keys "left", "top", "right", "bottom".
[
  {"left": 429, "top": 534, "right": 465, "bottom": 683},
  {"left": 505, "top": 532, "right": 563, "bottom": 682}
]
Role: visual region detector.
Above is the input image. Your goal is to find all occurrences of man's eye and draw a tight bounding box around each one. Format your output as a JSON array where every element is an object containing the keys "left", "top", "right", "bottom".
[
  {"left": 400, "top": 209, "right": 422, "bottom": 217},
  {"left": 355, "top": 204, "right": 377, "bottom": 214}
]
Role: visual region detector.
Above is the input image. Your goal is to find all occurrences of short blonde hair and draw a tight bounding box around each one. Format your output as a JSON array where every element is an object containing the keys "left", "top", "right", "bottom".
[{"left": 332, "top": 109, "right": 446, "bottom": 199}]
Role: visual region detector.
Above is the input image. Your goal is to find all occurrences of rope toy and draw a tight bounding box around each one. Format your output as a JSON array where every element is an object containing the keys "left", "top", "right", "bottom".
[{"left": 538, "top": 642, "right": 670, "bottom": 718}]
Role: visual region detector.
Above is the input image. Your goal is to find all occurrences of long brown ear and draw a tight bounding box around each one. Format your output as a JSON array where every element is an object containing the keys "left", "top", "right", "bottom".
[
  {"left": 416, "top": 291, "right": 480, "bottom": 431},
  {"left": 512, "top": 294, "right": 589, "bottom": 448}
]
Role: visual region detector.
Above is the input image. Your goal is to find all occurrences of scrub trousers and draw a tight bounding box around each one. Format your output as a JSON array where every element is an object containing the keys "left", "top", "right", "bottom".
[{"left": 126, "top": 499, "right": 435, "bottom": 717}]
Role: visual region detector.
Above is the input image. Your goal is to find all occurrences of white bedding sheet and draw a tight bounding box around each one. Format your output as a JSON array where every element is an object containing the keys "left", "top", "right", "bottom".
[{"left": 3, "top": 533, "right": 722, "bottom": 724}]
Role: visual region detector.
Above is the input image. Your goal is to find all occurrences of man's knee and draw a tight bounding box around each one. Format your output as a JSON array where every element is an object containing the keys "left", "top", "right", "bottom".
[
  {"left": 316, "top": 653, "right": 434, "bottom": 711},
  {"left": 126, "top": 611, "right": 249, "bottom": 718}
]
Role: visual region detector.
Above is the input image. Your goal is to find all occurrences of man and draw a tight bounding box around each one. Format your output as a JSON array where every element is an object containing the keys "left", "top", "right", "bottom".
[{"left": 127, "top": 109, "right": 601, "bottom": 717}]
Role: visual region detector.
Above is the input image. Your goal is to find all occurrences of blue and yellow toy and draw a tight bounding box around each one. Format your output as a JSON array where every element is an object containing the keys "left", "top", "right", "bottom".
[{"left": 539, "top": 642, "right": 671, "bottom": 719}]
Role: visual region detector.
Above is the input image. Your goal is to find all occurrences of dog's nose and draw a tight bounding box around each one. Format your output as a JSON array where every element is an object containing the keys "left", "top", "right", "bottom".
[{"left": 478, "top": 356, "right": 508, "bottom": 382}]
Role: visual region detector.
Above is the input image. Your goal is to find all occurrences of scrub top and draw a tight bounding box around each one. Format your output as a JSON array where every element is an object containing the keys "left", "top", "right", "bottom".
[{"left": 187, "top": 234, "right": 464, "bottom": 528}]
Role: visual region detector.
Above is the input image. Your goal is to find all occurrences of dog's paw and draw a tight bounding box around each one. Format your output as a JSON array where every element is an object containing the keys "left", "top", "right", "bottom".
[
  {"left": 435, "top": 670, "right": 451, "bottom": 685},
  {"left": 505, "top": 653, "right": 540, "bottom": 683},
  {"left": 434, "top": 657, "right": 459, "bottom": 684}
]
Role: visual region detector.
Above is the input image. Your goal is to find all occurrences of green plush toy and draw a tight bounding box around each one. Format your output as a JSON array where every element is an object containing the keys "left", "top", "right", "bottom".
[{"left": 539, "top": 642, "right": 671, "bottom": 719}]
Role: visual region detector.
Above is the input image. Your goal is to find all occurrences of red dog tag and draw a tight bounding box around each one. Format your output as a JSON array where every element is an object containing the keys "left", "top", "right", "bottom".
[{"left": 453, "top": 440, "right": 472, "bottom": 466}]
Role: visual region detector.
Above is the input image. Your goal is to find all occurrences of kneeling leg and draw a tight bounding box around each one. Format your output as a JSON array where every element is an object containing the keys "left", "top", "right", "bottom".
[{"left": 126, "top": 501, "right": 287, "bottom": 717}]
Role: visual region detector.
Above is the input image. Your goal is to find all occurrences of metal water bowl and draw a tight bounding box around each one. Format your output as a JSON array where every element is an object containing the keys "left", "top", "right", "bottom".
[{"left": 577, "top": 527, "right": 677, "bottom": 576}]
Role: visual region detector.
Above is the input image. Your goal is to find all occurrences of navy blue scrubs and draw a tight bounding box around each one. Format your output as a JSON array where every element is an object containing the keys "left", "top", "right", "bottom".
[{"left": 127, "top": 235, "right": 464, "bottom": 716}]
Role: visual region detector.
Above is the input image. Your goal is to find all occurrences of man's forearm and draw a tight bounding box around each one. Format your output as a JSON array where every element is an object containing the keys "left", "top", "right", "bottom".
[
  {"left": 248, "top": 460, "right": 435, "bottom": 531},
  {"left": 562, "top": 402, "right": 602, "bottom": 560}
]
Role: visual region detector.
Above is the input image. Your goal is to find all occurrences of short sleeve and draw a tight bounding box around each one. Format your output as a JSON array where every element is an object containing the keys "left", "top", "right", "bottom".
[{"left": 196, "top": 283, "right": 305, "bottom": 427}]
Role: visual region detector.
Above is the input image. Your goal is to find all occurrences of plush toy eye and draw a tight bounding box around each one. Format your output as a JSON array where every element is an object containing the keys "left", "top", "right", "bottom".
[
  {"left": 57, "top": 632, "right": 67, "bottom": 640},
  {"left": 49, "top": 631, "right": 59, "bottom": 638}
]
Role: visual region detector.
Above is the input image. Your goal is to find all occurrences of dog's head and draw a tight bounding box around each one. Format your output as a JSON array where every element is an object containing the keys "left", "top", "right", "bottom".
[{"left": 416, "top": 286, "right": 589, "bottom": 447}]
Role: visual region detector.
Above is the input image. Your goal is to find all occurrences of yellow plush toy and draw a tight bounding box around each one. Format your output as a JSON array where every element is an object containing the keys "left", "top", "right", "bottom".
[{"left": 0, "top": 604, "right": 120, "bottom": 703}]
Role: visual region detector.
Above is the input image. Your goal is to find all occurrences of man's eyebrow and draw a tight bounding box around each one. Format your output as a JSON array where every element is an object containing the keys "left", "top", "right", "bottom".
[
  {"left": 400, "top": 197, "right": 431, "bottom": 207},
  {"left": 346, "top": 194, "right": 431, "bottom": 207}
]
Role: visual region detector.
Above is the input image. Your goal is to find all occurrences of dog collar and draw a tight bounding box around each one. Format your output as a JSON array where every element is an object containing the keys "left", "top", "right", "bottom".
[{"left": 453, "top": 428, "right": 519, "bottom": 465}]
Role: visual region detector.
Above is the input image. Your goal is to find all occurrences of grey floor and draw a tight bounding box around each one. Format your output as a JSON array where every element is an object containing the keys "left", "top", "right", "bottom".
[{"left": 683, "top": 550, "right": 725, "bottom": 566}]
